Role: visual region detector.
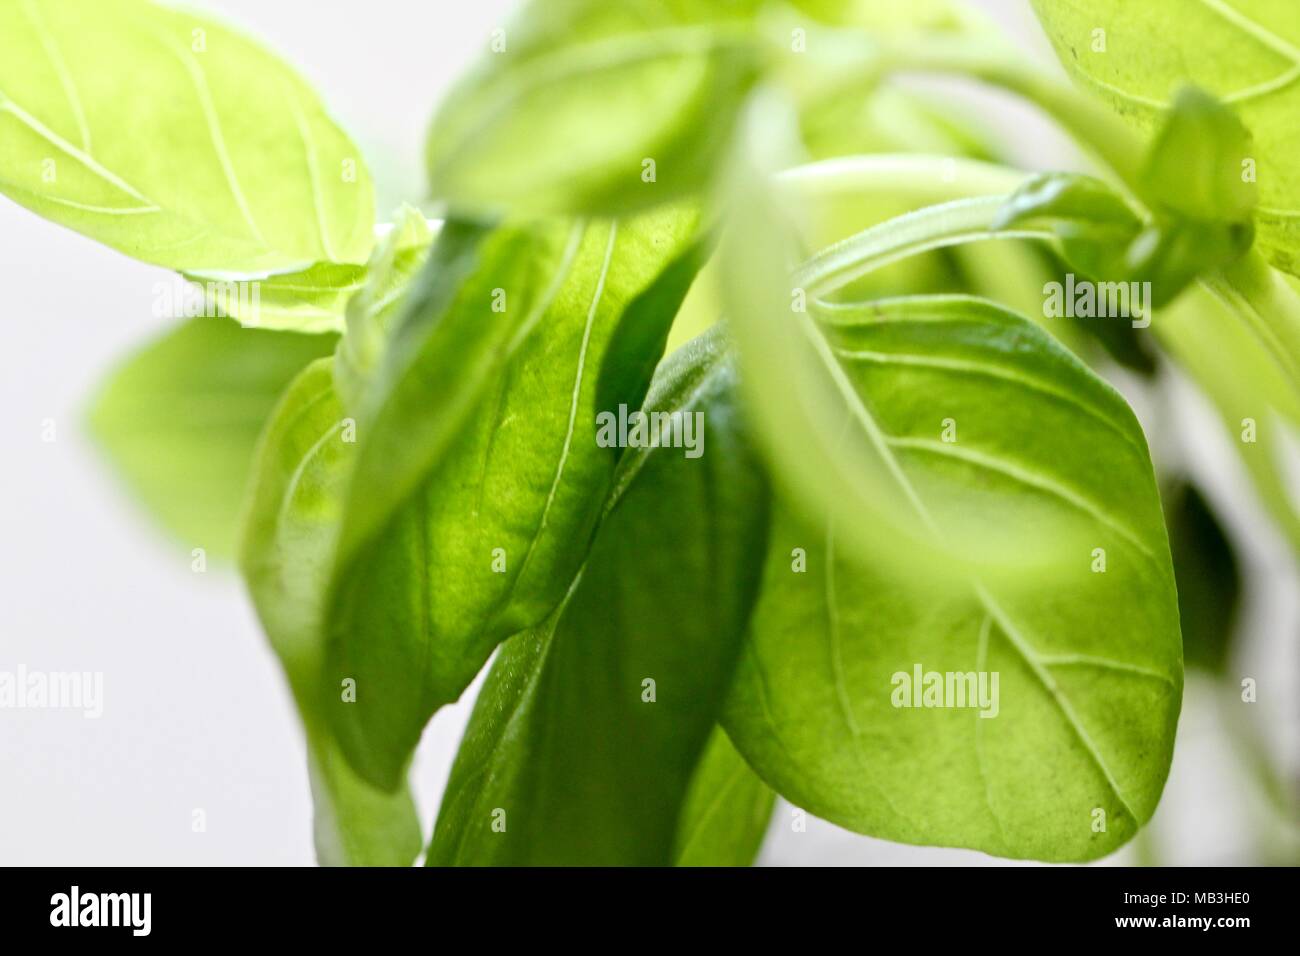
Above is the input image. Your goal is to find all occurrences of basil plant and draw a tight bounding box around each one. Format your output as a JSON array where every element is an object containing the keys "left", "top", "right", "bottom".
[{"left": 5, "top": 0, "right": 1296, "bottom": 865}]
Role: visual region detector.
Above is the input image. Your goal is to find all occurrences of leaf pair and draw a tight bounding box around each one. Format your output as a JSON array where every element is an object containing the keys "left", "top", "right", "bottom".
[
  {"left": 428, "top": 329, "right": 772, "bottom": 865},
  {"left": 320, "top": 208, "right": 707, "bottom": 791}
]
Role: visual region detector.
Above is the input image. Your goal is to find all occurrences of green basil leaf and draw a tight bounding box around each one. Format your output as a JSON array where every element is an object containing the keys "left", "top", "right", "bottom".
[
  {"left": 1029, "top": 0, "right": 1299, "bottom": 276},
  {"left": 0, "top": 0, "right": 374, "bottom": 272},
  {"left": 424, "top": 0, "right": 765, "bottom": 217},
  {"left": 428, "top": 331, "right": 770, "bottom": 865},
  {"left": 766, "top": 156, "right": 1102, "bottom": 362},
  {"left": 723, "top": 437, "right": 1182, "bottom": 861},
  {"left": 673, "top": 726, "right": 775, "bottom": 867},
  {"left": 239, "top": 359, "right": 420, "bottom": 866},
  {"left": 323, "top": 207, "right": 706, "bottom": 790},
  {"left": 89, "top": 316, "right": 336, "bottom": 558}
]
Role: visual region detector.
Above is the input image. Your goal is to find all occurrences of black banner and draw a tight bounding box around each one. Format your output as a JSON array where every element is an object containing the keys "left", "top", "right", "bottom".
[{"left": 1, "top": 865, "right": 1286, "bottom": 941}]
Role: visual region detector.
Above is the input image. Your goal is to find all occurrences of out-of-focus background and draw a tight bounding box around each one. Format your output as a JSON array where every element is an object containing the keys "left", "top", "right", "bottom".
[{"left": 1, "top": 0, "right": 1295, "bottom": 865}]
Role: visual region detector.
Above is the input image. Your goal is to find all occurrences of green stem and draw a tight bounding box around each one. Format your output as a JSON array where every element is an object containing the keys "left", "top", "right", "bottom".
[{"left": 793, "top": 193, "right": 1055, "bottom": 296}]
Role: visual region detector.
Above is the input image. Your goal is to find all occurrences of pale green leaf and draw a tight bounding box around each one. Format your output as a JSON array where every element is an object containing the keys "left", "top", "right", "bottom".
[
  {"left": 184, "top": 209, "right": 435, "bottom": 337},
  {"left": 427, "top": 331, "right": 770, "bottom": 865},
  {"left": 89, "top": 315, "right": 336, "bottom": 558},
  {"left": 239, "top": 359, "right": 420, "bottom": 866},
  {"left": 0, "top": 0, "right": 374, "bottom": 272},
  {"left": 184, "top": 261, "right": 366, "bottom": 335},
  {"left": 1138, "top": 87, "right": 1256, "bottom": 225},
  {"left": 788, "top": 0, "right": 974, "bottom": 30}
]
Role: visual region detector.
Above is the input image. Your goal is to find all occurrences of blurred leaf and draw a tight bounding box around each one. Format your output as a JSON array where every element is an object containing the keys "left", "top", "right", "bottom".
[
  {"left": 673, "top": 726, "right": 775, "bottom": 866},
  {"left": 428, "top": 330, "right": 769, "bottom": 865},
  {"left": 1164, "top": 481, "right": 1240, "bottom": 674},
  {"left": 720, "top": 105, "right": 1161, "bottom": 587},
  {"left": 788, "top": 0, "right": 973, "bottom": 30},
  {"left": 89, "top": 316, "right": 335, "bottom": 558},
  {"left": 1137, "top": 87, "right": 1256, "bottom": 224},
  {"left": 322, "top": 207, "right": 706, "bottom": 790},
  {"left": 724, "top": 478, "right": 1182, "bottom": 861},
  {"left": 422, "top": 0, "right": 995, "bottom": 219},
  {"left": 424, "top": 0, "right": 765, "bottom": 217},
  {"left": 0, "top": 0, "right": 373, "bottom": 272},
  {"left": 1029, "top": 0, "right": 1298, "bottom": 276},
  {"left": 800, "top": 86, "right": 995, "bottom": 162},
  {"left": 239, "top": 360, "right": 420, "bottom": 866}
]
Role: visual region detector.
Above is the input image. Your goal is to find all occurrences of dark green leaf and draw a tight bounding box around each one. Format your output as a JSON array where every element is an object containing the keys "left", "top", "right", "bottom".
[
  {"left": 1165, "top": 482, "right": 1240, "bottom": 674},
  {"left": 428, "top": 330, "right": 770, "bottom": 865}
]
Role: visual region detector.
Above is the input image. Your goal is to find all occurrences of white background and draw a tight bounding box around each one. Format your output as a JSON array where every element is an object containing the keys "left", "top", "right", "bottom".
[{"left": 1, "top": 0, "right": 1295, "bottom": 865}]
